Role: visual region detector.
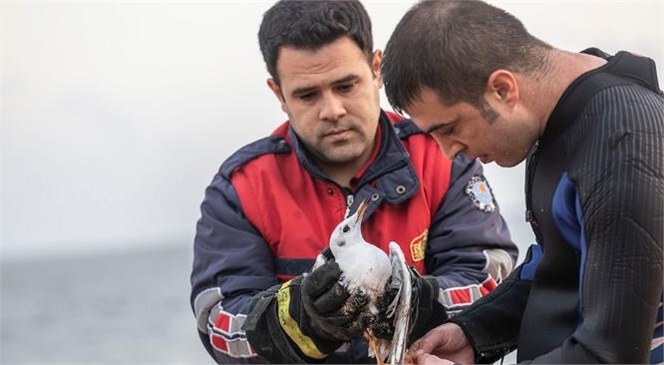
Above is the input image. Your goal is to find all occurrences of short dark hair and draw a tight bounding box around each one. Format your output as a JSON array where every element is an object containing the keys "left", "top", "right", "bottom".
[
  {"left": 258, "top": 0, "right": 374, "bottom": 85},
  {"left": 382, "top": 0, "right": 551, "bottom": 115}
]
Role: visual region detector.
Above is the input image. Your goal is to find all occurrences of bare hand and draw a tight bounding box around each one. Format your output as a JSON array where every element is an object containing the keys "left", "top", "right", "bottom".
[
  {"left": 409, "top": 352, "right": 457, "bottom": 365},
  {"left": 407, "top": 323, "right": 475, "bottom": 364}
]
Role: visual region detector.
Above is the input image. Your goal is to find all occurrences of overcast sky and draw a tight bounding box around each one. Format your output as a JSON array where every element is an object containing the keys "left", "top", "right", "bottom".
[{"left": 2, "top": 1, "right": 663, "bottom": 261}]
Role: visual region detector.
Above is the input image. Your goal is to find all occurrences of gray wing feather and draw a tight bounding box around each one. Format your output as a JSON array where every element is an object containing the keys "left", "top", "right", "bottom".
[{"left": 387, "top": 241, "right": 412, "bottom": 365}]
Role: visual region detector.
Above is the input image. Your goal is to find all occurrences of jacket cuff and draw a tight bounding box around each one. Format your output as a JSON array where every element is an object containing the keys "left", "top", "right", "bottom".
[
  {"left": 244, "top": 286, "right": 314, "bottom": 364},
  {"left": 446, "top": 317, "right": 513, "bottom": 364}
]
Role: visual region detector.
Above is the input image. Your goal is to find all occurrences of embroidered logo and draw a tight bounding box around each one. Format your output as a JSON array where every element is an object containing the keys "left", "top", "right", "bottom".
[
  {"left": 465, "top": 175, "right": 497, "bottom": 213},
  {"left": 410, "top": 229, "right": 428, "bottom": 262}
]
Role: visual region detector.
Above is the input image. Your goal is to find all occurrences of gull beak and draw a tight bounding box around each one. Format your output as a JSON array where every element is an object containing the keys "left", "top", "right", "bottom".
[{"left": 355, "top": 199, "right": 369, "bottom": 223}]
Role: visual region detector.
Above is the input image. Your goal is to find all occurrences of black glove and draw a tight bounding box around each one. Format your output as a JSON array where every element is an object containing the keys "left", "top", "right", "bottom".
[
  {"left": 298, "top": 260, "right": 369, "bottom": 341},
  {"left": 369, "top": 267, "right": 448, "bottom": 346},
  {"left": 245, "top": 259, "right": 369, "bottom": 363}
]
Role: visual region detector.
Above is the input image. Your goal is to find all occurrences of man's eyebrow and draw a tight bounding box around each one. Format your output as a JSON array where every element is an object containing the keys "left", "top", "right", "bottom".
[
  {"left": 291, "top": 74, "right": 360, "bottom": 97},
  {"left": 424, "top": 119, "right": 457, "bottom": 134},
  {"left": 424, "top": 123, "right": 445, "bottom": 134},
  {"left": 331, "top": 74, "right": 359, "bottom": 86},
  {"left": 291, "top": 85, "right": 317, "bottom": 97}
]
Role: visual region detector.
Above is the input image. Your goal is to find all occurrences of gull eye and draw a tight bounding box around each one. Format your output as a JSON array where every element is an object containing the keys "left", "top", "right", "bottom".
[{"left": 342, "top": 225, "right": 350, "bottom": 233}]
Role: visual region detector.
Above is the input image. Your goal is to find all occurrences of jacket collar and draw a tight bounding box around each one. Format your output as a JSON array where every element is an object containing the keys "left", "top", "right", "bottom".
[{"left": 287, "top": 110, "right": 419, "bottom": 206}]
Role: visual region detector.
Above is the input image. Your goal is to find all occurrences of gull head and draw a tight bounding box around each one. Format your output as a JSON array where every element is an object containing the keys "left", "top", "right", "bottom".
[{"left": 329, "top": 199, "right": 369, "bottom": 258}]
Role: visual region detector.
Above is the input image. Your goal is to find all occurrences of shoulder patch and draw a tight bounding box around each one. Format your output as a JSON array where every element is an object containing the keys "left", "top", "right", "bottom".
[
  {"left": 220, "top": 136, "right": 290, "bottom": 179},
  {"left": 465, "top": 175, "right": 497, "bottom": 213}
]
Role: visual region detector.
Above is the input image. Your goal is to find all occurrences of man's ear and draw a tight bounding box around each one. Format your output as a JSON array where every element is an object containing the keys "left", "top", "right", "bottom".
[
  {"left": 485, "top": 69, "right": 519, "bottom": 108},
  {"left": 371, "top": 50, "right": 383, "bottom": 85},
  {"left": 267, "top": 78, "right": 288, "bottom": 114}
]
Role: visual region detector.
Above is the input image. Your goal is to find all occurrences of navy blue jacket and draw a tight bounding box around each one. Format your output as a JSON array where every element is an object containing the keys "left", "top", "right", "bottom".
[{"left": 191, "top": 112, "right": 517, "bottom": 363}]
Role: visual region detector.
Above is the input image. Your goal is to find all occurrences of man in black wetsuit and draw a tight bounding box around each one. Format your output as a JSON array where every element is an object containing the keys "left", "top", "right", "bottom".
[{"left": 380, "top": 0, "right": 663, "bottom": 364}]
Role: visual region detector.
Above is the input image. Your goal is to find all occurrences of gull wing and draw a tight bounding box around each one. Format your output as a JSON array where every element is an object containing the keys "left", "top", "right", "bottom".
[{"left": 387, "top": 241, "right": 412, "bottom": 365}]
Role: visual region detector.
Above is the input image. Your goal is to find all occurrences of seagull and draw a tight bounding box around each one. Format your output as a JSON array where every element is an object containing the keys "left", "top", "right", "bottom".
[
  {"left": 322, "top": 199, "right": 413, "bottom": 365},
  {"left": 329, "top": 200, "right": 392, "bottom": 315}
]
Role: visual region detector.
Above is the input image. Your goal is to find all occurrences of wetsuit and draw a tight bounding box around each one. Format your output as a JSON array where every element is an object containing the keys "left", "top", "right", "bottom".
[{"left": 449, "top": 49, "right": 664, "bottom": 363}]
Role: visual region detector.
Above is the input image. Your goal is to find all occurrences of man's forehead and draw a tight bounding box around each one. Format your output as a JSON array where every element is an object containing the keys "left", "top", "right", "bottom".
[
  {"left": 404, "top": 90, "right": 440, "bottom": 115},
  {"left": 405, "top": 92, "right": 459, "bottom": 128},
  {"left": 275, "top": 38, "right": 370, "bottom": 80}
]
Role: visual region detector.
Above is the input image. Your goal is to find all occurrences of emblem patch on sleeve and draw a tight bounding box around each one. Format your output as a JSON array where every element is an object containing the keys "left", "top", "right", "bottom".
[{"left": 465, "top": 175, "right": 497, "bottom": 213}]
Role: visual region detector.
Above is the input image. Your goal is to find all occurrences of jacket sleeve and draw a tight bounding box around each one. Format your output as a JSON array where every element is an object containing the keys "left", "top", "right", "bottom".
[
  {"left": 447, "top": 244, "right": 540, "bottom": 363},
  {"left": 425, "top": 155, "right": 519, "bottom": 315},
  {"left": 190, "top": 172, "right": 279, "bottom": 364}
]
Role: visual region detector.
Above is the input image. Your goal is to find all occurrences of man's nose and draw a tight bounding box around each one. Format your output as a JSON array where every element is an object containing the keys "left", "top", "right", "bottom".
[
  {"left": 432, "top": 136, "right": 464, "bottom": 160},
  {"left": 319, "top": 93, "right": 347, "bottom": 122}
]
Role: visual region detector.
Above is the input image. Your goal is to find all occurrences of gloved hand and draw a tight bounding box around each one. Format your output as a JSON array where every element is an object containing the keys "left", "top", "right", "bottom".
[
  {"left": 297, "top": 259, "right": 369, "bottom": 340},
  {"left": 275, "top": 258, "right": 369, "bottom": 361},
  {"left": 244, "top": 250, "right": 370, "bottom": 363},
  {"left": 369, "top": 266, "right": 448, "bottom": 346}
]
